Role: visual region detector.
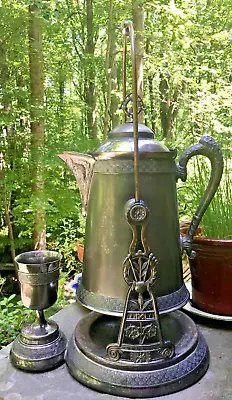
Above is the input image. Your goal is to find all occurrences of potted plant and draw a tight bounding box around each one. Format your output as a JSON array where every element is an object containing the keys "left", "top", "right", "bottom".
[
  {"left": 76, "top": 237, "right": 84, "bottom": 263},
  {"left": 186, "top": 157, "right": 232, "bottom": 316},
  {"left": 75, "top": 216, "right": 86, "bottom": 263}
]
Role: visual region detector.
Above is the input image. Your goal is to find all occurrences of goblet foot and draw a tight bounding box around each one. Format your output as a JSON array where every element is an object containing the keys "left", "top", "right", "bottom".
[
  {"left": 10, "top": 319, "right": 66, "bottom": 372},
  {"left": 20, "top": 317, "right": 60, "bottom": 345}
]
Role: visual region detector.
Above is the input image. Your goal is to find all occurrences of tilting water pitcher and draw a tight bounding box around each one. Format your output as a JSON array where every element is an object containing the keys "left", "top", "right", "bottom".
[
  {"left": 59, "top": 122, "right": 223, "bottom": 317},
  {"left": 59, "top": 21, "right": 223, "bottom": 397}
]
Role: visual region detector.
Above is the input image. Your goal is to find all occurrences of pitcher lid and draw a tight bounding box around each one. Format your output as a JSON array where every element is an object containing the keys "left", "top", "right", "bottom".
[{"left": 94, "top": 121, "right": 169, "bottom": 154}]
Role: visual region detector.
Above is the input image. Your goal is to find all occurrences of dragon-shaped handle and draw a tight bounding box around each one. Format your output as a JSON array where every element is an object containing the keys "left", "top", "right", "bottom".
[{"left": 177, "top": 136, "right": 224, "bottom": 257}]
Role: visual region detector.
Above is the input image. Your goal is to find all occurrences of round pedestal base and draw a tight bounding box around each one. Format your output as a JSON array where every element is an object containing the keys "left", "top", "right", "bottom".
[
  {"left": 66, "top": 311, "right": 209, "bottom": 398},
  {"left": 10, "top": 320, "right": 66, "bottom": 372}
]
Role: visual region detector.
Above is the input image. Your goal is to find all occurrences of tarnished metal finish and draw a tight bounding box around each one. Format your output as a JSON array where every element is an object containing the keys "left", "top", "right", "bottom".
[
  {"left": 10, "top": 250, "right": 66, "bottom": 372},
  {"left": 63, "top": 20, "right": 214, "bottom": 397},
  {"left": 15, "top": 250, "right": 61, "bottom": 310},
  {"left": 93, "top": 121, "right": 169, "bottom": 155},
  {"left": 177, "top": 136, "right": 224, "bottom": 257},
  {"left": 10, "top": 329, "right": 66, "bottom": 372},
  {"left": 20, "top": 314, "right": 59, "bottom": 345},
  {"left": 77, "top": 282, "right": 189, "bottom": 315},
  {"left": 78, "top": 159, "right": 186, "bottom": 314},
  {"left": 121, "top": 94, "right": 145, "bottom": 118},
  {"left": 18, "top": 269, "right": 59, "bottom": 285},
  {"left": 124, "top": 199, "right": 151, "bottom": 253},
  {"left": 58, "top": 153, "right": 96, "bottom": 216},
  {"left": 65, "top": 310, "right": 209, "bottom": 398},
  {"left": 15, "top": 250, "right": 61, "bottom": 269},
  {"left": 94, "top": 157, "right": 177, "bottom": 173},
  {"left": 59, "top": 9, "right": 223, "bottom": 319},
  {"left": 106, "top": 199, "right": 174, "bottom": 363}
]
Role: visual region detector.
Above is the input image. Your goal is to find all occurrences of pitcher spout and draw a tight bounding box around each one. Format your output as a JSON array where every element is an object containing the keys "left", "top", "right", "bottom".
[{"left": 58, "top": 152, "right": 96, "bottom": 216}]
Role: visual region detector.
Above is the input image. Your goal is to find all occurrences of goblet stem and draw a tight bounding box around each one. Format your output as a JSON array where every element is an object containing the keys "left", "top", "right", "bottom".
[{"left": 36, "top": 310, "right": 47, "bottom": 327}]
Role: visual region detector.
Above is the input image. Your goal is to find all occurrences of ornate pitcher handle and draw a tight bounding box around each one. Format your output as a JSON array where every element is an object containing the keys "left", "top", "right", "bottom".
[{"left": 177, "top": 136, "right": 224, "bottom": 257}]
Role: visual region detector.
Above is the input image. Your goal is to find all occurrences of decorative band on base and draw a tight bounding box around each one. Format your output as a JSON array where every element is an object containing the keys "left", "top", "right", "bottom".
[
  {"left": 10, "top": 330, "right": 66, "bottom": 373},
  {"left": 66, "top": 311, "right": 209, "bottom": 398},
  {"left": 76, "top": 282, "right": 189, "bottom": 316}
]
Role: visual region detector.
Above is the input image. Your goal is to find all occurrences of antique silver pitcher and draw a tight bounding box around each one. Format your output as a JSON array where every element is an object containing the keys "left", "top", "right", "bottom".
[
  {"left": 59, "top": 21, "right": 223, "bottom": 397},
  {"left": 59, "top": 125, "right": 223, "bottom": 316}
]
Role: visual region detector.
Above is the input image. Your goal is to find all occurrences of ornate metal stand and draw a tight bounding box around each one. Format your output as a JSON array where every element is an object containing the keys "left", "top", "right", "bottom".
[
  {"left": 66, "top": 309, "right": 209, "bottom": 398},
  {"left": 106, "top": 200, "right": 174, "bottom": 363},
  {"left": 65, "top": 20, "right": 209, "bottom": 397},
  {"left": 66, "top": 197, "right": 209, "bottom": 398}
]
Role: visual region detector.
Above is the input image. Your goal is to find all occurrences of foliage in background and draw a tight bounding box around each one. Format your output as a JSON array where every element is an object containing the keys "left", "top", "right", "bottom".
[
  {"left": 1, "top": 0, "right": 232, "bottom": 262},
  {"left": 0, "top": 0, "right": 232, "bottom": 348},
  {"left": 182, "top": 155, "right": 232, "bottom": 239},
  {"left": 0, "top": 294, "right": 34, "bottom": 349},
  {"left": 0, "top": 276, "right": 71, "bottom": 350},
  {"left": 202, "top": 164, "right": 232, "bottom": 239}
]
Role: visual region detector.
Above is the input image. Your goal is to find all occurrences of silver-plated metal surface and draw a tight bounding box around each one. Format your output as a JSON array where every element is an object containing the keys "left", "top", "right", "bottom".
[
  {"left": 20, "top": 319, "right": 59, "bottom": 345},
  {"left": 18, "top": 269, "right": 59, "bottom": 285},
  {"left": 20, "top": 281, "right": 58, "bottom": 311},
  {"left": 15, "top": 250, "right": 61, "bottom": 272},
  {"left": 10, "top": 250, "right": 66, "bottom": 372},
  {"left": 93, "top": 157, "right": 177, "bottom": 173},
  {"left": 178, "top": 136, "right": 224, "bottom": 257},
  {"left": 15, "top": 250, "right": 61, "bottom": 310},
  {"left": 122, "top": 21, "right": 140, "bottom": 202},
  {"left": 80, "top": 169, "right": 185, "bottom": 309},
  {"left": 66, "top": 310, "right": 209, "bottom": 398},
  {"left": 58, "top": 153, "right": 96, "bottom": 216},
  {"left": 10, "top": 329, "right": 66, "bottom": 372},
  {"left": 77, "top": 282, "right": 189, "bottom": 315},
  {"left": 60, "top": 133, "right": 223, "bottom": 316},
  {"left": 61, "top": 21, "right": 223, "bottom": 397},
  {"left": 60, "top": 135, "right": 223, "bottom": 316},
  {"left": 106, "top": 197, "right": 175, "bottom": 363},
  {"left": 93, "top": 122, "right": 169, "bottom": 154}
]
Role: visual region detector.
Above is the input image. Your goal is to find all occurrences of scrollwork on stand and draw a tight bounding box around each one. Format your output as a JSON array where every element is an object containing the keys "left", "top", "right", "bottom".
[{"left": 106, "top": 199, "right": 175, "bottom": 364}]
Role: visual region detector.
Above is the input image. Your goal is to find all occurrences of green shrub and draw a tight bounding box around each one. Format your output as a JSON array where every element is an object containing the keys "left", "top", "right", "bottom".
[{"left": 0, "top": 294, "right": 34, "bottom": 349}]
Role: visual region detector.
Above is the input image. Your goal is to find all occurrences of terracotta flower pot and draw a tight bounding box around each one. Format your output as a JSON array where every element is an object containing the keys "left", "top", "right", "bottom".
[
  {"left": 76, "top": 240, "right": 84, "bottom": 263},
  {"left": 189, "top": 237, "right": 232, "bottom": 316}
]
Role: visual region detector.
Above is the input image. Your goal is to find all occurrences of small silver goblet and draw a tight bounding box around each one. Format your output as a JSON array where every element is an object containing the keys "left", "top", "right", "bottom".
[{"left": 10, "top": 250, "right": 66, "bottom": 372}]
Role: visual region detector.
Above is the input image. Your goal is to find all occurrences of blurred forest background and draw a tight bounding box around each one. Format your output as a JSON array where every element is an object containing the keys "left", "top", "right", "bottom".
[{"left": 0, "top": 0, "right": 232, "bottom": 276}]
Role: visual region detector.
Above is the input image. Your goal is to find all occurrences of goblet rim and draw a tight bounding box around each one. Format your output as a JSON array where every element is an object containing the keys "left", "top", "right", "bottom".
[{"left": 15, "top": 250, "right": 62, "bottom": 268}]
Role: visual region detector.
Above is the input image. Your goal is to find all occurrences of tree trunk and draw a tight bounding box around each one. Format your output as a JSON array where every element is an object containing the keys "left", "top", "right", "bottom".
[
  {"left": 159, "top": 72, "right": 185, "bottom": 138},
  {"left": 28, "top": 4, "right": 46, "bottom": 250},
  {"left": 0, "top": 153, "right": 17, "bottom": 271},
  {"left": 148, "top": 74, "right": 156, "bottom": 132},
  {"left": 103, "top": 0, "right": 119, "bottom": 136},
  {"left": 58, "top": 63, "right": 65, "bottom": 133},
  {"left": 146, "top": 37, "right": 156, "bottom": 132},
  {"left": 159, "top": 73, "right": 173, "bottom": 138},
  {"left": 103, "top": 0, "right": 113, "bottom": 137},
  {"left": 0, "top": 34, "right": 18, "bottom": 262},
  {"left": 110, "top": 47, "right": 120, "bottom": 129},
  {"left": 132, "top": 0, "right": 144, "bottom": 123},
  {"left": 85, "top": 0, "right": 97, "bottom": 138}
]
